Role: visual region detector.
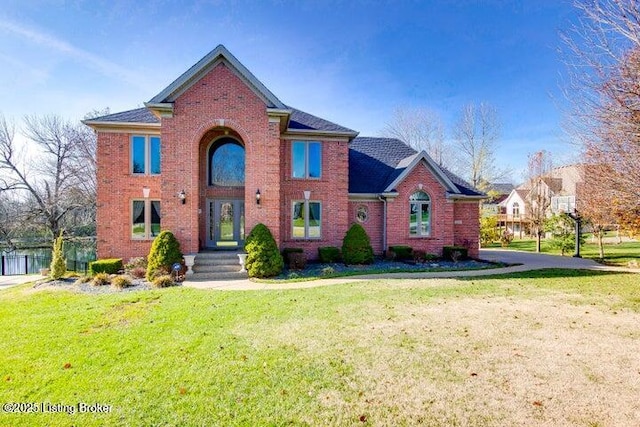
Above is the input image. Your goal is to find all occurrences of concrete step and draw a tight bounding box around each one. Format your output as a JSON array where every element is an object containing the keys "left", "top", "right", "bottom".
[
  {"left": 193, "top": 264, "right": 242, "bottom": 273},
  {"left": 194, "top": 257, "right": 242, "bottom": 267},
  {"left": 195, "top": 252, "right": 242, "bottom": 261},
  {"left": 187, "top": 271, "right": 249, "bottom": 281}
]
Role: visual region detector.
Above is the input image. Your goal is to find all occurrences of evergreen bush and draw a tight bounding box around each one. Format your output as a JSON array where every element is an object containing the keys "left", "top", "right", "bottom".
[
  {"left": 244, "top": 223, "right": 283, "bottom": 278},
  {"left": 388, "top": 245, "right": 413, "bottom": 260},
  {"left": 89, "top": 258, "right": 123, "bottom": 275},
  {"left": 342, "top": 223, "right": 374, "bottom": 265},
  {"left": 49, "top": 232, "right": 67, "bottom": 280},
  {"left": 318, "top": 246, "right": 341, "bottom": 263},
  {"left": 442, "top": 246, "right": 468, "bottom": 261},
  {"left": 146, "top": 231, "right": 183, "bottom": 281}
]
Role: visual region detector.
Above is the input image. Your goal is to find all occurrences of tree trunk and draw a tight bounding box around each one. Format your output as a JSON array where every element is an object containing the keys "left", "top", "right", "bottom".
[
  {"left": 536, "top": 230, "right": 541, "bottom": 253},
  {"left": 597, "top": 233, "right": 605, "bottom": 259}
]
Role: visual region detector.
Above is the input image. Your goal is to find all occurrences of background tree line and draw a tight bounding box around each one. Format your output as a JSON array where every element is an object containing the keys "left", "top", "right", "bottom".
[{"left": 0, "top": 110, "right": 105, "bottom": 252}]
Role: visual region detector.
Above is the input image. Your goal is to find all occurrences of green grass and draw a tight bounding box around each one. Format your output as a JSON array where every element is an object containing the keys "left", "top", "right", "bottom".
[
  {"left": 486, "top": 239, "right": 640, "bottom": 266},
  {"left": 1, "top": 270, "right": 639, "bottom": 426}
]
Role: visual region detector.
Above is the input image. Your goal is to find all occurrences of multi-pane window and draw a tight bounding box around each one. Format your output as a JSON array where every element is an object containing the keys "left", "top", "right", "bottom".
[
  {"left": 132, "top": 135, "right": 161, "bottom": 175},
  {"left": 132, "top": 200, "right": 161, "bottom": 239},
  {"left": 292, "top": 141, "right": 321, "bottom": 179},
  {"left": 409, "top": 191, "right": 431, "bottom": 236},
  {"left": 512, "top": 202, "right": 520, "bottom": 217},
  {"left": 292, "top": 201, "right": 321, "bottom": 238}
]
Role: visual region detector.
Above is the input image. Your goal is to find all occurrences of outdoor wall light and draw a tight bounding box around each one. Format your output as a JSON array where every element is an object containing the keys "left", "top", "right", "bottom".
[
  {"left": 178, "top": 190, "right": 186, "bottom": 204},
  {"left": 142, "top": 187, "right": 150, "bottom": 198},
  {"left": 256, "top": 189, "right": 261, "bottom": 205},
  {"left": 303, "top": 190, "right": 311, "bottom": 201}
]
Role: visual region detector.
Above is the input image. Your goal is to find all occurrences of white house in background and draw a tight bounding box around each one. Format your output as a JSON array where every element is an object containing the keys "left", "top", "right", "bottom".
[{"left": 498, "top": 164, "right": 584, "bottom": 237}]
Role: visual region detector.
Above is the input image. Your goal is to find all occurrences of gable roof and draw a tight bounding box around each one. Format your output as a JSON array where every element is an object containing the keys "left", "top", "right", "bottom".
[
  {"left": 147, "top": 44, "right": 287, "bottom": 112},
  {"left": 348, "top": 137, "right": 484, "bottom": 198},
  {"left": 85, "top": 107, "right": 159, "bottom": 125},
  {"left": 288, "top": 107, "right": 357, "bottom": 134}
]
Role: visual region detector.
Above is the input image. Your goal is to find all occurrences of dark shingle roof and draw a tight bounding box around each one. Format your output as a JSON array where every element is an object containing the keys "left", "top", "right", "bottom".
[
  {"left": 348, "top": 137, "right": 483, "bottom": 197},
  {"left": 91, "top": 108, "right": 159, "bottom": 124},
  {"left": 486, "top": 182, "right": 515, "bottom": 195},
  {"left": 287, "top": 107, "right": 357, "bottom": 134}
]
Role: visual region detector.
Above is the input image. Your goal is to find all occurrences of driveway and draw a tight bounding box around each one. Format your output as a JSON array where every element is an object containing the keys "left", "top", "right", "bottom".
[{"left": 0, "top": 274, "right": 44, "bottom": 289}]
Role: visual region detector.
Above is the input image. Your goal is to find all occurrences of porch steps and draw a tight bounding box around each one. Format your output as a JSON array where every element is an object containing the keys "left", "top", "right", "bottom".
[{"left": 190, "top": 251, "right": 248, "bottom": 281}]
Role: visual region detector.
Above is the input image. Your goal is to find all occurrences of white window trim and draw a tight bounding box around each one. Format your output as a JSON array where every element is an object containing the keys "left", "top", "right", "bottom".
[
  {"left": 291, "top": 200, "right": 322, "bottom": 239},
  {"left": 409, "top": 193, "right": 431, "bottom": 237},
  {"left": 291, "top": 141, "right": 322, "bottom": 179},
  {"left": 131, "top": 199, "right": 161, "bottom": 240},
  {"left": 131, "top": 135, "right": 161, "bottom": 175}
]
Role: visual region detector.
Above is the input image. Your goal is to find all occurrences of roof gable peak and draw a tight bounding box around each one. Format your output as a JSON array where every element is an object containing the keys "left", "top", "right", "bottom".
[{"left": 146, "top": 44, "right": 287, "bottom": 115}]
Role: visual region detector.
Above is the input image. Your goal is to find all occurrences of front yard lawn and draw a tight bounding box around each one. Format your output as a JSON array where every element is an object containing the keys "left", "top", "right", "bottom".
[{"left": 1, "top": 270, "right": 639, "bottom": 426}]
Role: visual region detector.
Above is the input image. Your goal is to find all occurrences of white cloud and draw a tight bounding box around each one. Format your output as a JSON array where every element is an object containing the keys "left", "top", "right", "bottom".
[{"left": 0, "top": 18, "right": 151, "bottom": 90}]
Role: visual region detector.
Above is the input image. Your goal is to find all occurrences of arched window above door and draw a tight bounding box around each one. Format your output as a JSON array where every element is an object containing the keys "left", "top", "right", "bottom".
[{"left": 209, "top": 137, "right": 245, "bottom": 186}]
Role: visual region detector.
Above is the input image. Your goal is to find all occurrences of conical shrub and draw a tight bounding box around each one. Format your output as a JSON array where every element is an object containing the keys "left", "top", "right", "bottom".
[
  {"left": 244, "top": 223, "right": 283, "bottom": 278},
  {"left": 342, "top": 223, "right": 374, "bottom": 265},
  {"left": 146, "top": 231, "right": 183, "bottom": 281},
  {"left": 49, "top": 231, "right": 67, "bottom": 279}
]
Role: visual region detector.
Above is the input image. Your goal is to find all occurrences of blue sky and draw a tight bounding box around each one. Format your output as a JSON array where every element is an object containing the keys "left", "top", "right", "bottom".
[{"left": 0, "top": 0, "right": 578, "bottom": 182}]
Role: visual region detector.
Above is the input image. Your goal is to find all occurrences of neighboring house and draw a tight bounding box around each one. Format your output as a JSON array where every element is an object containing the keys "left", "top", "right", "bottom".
[
  {"left": 481, "top": 183, "right": 514, "bottom": 217},
  {"left": 498, "top": 164, "right": 584, "bottom": 237},
  {"left": 84, "top": 45, "right": 484, "bottom": 263}
]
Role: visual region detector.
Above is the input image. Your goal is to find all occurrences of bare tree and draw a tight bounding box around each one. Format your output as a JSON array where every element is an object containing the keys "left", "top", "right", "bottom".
[
  {"left": 0, "top": 112, "right": 97, "bottom": 242},
  {"left": 382, "top": 106, "right": 449, "bottom": 166},
  {"left": 451, "top": 102, "right": 507, "bottom": 189},
  {"left": 562, "top": 0, "right": 640, "bottom": 218},
  {"left": 525, "top": 150, "right": 553, "bottom": 253}
]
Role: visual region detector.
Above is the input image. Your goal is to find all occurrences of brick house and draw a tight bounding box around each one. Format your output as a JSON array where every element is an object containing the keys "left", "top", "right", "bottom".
[{"left": 84, "top": 45, "right": 483, "bottom": 265}]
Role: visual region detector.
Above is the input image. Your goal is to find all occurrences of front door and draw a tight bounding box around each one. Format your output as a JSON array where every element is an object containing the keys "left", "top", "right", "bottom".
[{"left": 206, "top": 199, "right": 245, "bottom": 248}]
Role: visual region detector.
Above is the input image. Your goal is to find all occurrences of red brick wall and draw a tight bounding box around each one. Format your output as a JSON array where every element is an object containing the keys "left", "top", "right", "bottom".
[
  {"left": 347, "top": 200, "right": 384, "bottom": 254},
  {"left": 95, "top": 132, "right": 161, "bottom": 261},
  {"left": 453, "top": 201, "right": 481, "bottom": 258},
  {"left": 159, "top": 62, "right": 281, "bottom": 254},
  {"left": 279, "top": 138, "right": 350, "bottom": 259}
]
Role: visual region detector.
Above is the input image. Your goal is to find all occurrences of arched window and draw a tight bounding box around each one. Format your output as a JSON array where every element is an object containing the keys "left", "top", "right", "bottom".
[
  {"left": 409, "top": 191, "right": 431, "bottom": 236},
  {"left": 209, "top": 137, "right": 245, "bottom": 186},
  {"left": 512, "top": 202, "right": 520, "bottom": 217}
]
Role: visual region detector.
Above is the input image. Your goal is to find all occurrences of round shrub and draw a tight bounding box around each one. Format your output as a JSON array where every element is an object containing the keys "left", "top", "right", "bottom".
[
  {"left": 92, "top": 272, "right": 110, "bottom": 286},
  {"left": 244, "top": 223, "right": 283, "bottom": 278},
  {"left": 111, "top": 275, "right": 133, "bottom": 290},
  {"left": 152, "top": 275, "right": 175, "bottom": 288},
  {"left": 146, "top": 231, "right": 183, "bottom": 281},
  {"left": 342, "top": 223, "right": 374, "bottom": 265}
]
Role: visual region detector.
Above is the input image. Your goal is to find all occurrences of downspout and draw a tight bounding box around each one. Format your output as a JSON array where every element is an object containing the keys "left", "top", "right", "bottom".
[{"left": 378, "top": 195, "right": 387, "bottom": 255}]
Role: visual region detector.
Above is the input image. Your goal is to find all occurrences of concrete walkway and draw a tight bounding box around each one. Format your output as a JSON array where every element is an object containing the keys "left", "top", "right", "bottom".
[
  {"left": 1, "top": 250, "right": 635, "bottom": 292},
  {"left": 0, "top": 274, "right": 44, "bottom": 289},
  {"left": 183, "top": 249, "right": 637, "bottom": 291}
]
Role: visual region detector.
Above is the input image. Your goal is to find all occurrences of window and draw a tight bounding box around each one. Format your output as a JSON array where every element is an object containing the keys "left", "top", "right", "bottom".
[
  {"left": 356, "top": 205, "right": 369, "bottom": 223},
  {"left": 409, "top": 191, "right": 431, "bottom": 236},
  {"left": 131, "top": 135, "right": 161, "bottom": 175},
  {"left": 132, "top": 200, "right": 161, "bottom": 239},
  {"left": 512, "top": 202, "right": 520, "bottom": 217},
  {"left": 292, "top": 201, "right": 321, "bottom": 238},
  {"left": 292, "top": 141, "right": 321, "bottom": 179},
  {"left": 209, "top": 138, "right": 245, "bottom": 186}
]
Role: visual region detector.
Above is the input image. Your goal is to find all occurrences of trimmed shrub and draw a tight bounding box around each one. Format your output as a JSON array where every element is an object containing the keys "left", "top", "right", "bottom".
[
  {"left": 318, "top": 246, "right": 341, "bottom": 263},
  {"left": 49, "top": 232, "right": 67, "bottom": 280},
  {"left": 146, "top": 231, "right": 183, "bottom": 281},
  {"left": 111, "top": 275, "right": 133, "bottom": 290},
  {"left": 89, "top": 258, "right": 123, "bottom": 276},
  {"left": 442, "top": 246, "right": 468, "bottom": 262},
  {"left": 244, "top": 223, "right": 283, "bottom": 278},
  {"left": 389, "top": 245, "right": 413, "bottom": 260},
  {"left": 282, "top": 247, "right": 303, "bottom": 263},
  {"left": 152, "top": 275, "right": 175, "bottom": 288},
  {"left": 92, "top": 272, "right": 110, "bottom": 286},
  {"left": 342, "top": 223, "right": 374, "bottom": 265},
  {"left": 288, "top": 252, "right": 307, "bottom": 270}
]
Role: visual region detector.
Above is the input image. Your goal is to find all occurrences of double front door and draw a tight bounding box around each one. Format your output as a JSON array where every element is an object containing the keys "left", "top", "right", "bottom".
[{"left": 206, "top": 199, "right": 245, "bottom": 248}]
